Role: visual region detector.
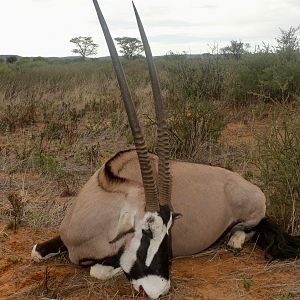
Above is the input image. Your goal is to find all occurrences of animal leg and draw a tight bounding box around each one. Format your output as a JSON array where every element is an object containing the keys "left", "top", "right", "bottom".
[
  {"left": 227, "top": 230, "right": 255, "bottom": 249},
  {"left": 90, "top": 264, "right": 123, "bottom": 280},
  {"left": 31, "top": 235, "right": 67, "bottom": 262},
  {"left": 227, "top": 231, "right": 246, "bottom": 249}
]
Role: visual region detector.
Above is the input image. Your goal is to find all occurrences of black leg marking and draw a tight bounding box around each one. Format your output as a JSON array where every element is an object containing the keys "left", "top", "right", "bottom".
[
  {"left": 32, "top": 236, "right": 67, "bottom": 261},
  {"left": 79, "top": 246, "right": 124, "bottom": 268},
  {"left": 36, "top": 236, "right": 67, "bottom": 256}
]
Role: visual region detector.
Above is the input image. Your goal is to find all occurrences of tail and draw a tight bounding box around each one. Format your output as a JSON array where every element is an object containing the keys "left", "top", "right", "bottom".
[{"left": 252, "top": 218, "right": 300, "bottom": 260}]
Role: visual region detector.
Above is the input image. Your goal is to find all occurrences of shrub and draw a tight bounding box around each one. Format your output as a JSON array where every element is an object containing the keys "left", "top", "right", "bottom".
[
  {"left": 163, "top": 57, "right": 226, "bottom": 161},
  {"left": 254, "top": 113, "right": 300, "bottom": 233},
  {"left": 0, "top": 63, "right": 13, "bottom": 75},
  {"left": 162, "top": 56, "right": 225, "bottom": 101},
  {"left": 33, "top": 152, "right": 59, "bottom": 174},
  {"left": 168, "top": 99, "right": 225, "bottom": 161},
  {"left": 228, "top": 53, "right": 300, "bottom": 103},
  {"left": 6, "top": 56, "right": 18, "bottom": 64},
  {"left": 7, "top": 193, "right": 26, "bottom": 231},
  {"left": 0, "top": 100, "right": 37, "bottom": 131}
]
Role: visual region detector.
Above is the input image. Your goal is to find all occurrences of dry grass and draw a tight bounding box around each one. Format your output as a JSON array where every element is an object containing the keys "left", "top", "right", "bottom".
[{"left": 0, "top": 58, "right": 299, "bottom": 299}]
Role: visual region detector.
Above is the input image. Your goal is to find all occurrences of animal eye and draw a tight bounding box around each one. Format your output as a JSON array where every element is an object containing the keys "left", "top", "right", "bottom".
[{"left": 146, "top": 216, "right": 155, "bottom": 224}]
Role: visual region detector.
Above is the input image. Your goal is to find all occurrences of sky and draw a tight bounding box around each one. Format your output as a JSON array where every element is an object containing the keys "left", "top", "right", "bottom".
[{"left": 0, "top": 0, "right": 299, "bottom": 57}]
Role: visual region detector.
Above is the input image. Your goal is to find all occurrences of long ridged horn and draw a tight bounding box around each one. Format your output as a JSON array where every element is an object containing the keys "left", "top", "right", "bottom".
[
  {"left": 93, "top": 0, "right": 159, "bottom": 212},
  {"left": 132, "top": 2, "right": 171, "bottom": 208}
]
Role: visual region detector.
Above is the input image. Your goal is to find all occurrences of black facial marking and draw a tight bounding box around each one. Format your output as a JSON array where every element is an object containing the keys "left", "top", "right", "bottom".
[
  {"left": 35, "top": 236, "right": 67, "bottom": 257},
  {"left": 159, "top": 205, "right": 172, "bottom": 225},
  {"left": 150, "top": 234, "right": 170, "bottom": 279},
  {"left": 79, "top": 246, "right": 124, "bottom": 268},
  {"left": 126, "top": 231, "right": 151, "bottom": 280},
  {"left": 142, "top": 229, "right": 153, "bottom": 239},
  {"left": 124, "top": 205, "right": 172, "bottom": 281}
]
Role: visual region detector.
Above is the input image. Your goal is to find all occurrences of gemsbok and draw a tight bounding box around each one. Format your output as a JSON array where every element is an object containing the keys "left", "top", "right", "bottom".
[{"left": 31, "top": 1, "right": 300, "bottom": 298}]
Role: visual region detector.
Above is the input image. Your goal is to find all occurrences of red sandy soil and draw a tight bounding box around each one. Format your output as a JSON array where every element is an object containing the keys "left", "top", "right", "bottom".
[{"left": 0, "top": 223, "right": 299, "bottom": 300}]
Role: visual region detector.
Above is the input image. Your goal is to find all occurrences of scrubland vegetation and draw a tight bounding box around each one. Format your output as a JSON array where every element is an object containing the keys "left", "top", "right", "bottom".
[
  {"left": 0, "top": 28, "right": 299, "bottom": 235},
  {"left": 0, "top": 28, "right": 300, "bottom": 300}
]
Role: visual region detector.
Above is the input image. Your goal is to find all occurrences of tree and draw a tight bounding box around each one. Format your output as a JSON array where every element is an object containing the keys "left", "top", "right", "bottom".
[
  {"left": 220, "top": 40, "right": 250, "bottom": 59},
  {"left": 6, "top": 55, "right": 18, "bottom": 64},
  {"left": 70, "top": 36, "right": 98, "bottom": 60},
  {"left": 114, "top": 37, "right": 144, "bottom": 59},
  {"left": 275, "top": 26, "right": 300, "bottom": 60}
]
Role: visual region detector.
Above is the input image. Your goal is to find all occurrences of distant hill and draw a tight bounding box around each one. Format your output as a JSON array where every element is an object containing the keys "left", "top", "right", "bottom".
[
  {"left": 0, "top": 55, "right": 112, "bottom": 62},
  {"left": 44, "top": 56, "right": 111, "bottom": 61},
  {"left": 0, "top": 55, "right": 22, "bottom": 60},
  {"left": 0, "top": 53, "right": 211, "bottom": 63}
]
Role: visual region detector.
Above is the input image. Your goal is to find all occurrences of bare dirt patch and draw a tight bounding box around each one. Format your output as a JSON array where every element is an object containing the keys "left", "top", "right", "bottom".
[{"left": 0, "top": 223, "right": 299, "bottom": 299}]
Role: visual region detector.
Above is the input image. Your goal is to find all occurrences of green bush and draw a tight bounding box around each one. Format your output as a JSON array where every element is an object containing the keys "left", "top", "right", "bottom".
[
  {"left": 0, "top": 63, "right": 13, "bottom": 75},
  {"left": 6, "top": 56, "right": 18, "bottom": 64},
  {"left": 168, "top": 99, "right": 225, "bottom": 161},
  {"left": 163, "top": 57, "right": 226, "bottom": 161},
  {"left": 33, "top": 152, "right": 59, "bottom": 174},
  {"left": 228, "top": 53, "right": 300, "bottom": 103},
  {"left": 161, "top": 56, "right": 225, "bottom": 101},
  {"left": 255, "top": 113, "right": 300, "bottom": 233}
]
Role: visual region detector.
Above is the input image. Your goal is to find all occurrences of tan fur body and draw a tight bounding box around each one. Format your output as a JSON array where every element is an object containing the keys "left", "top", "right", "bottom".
[{"left": 60, "top": 150, "right": 266, "bottom": 264}]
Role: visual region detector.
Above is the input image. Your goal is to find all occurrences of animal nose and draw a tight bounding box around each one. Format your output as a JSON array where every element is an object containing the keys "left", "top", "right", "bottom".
[{"left": 132, "top": 275, "right": 170, "bottom": 299}]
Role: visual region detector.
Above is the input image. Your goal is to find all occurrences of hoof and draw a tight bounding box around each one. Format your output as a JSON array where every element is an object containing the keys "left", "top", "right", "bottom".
[
  {"left": 227, "top": 231, "right": 246, "bottom": 249},
  {"left": 226, "top": 245, "right": 242, "bottom": 256},
  {"left": 90, "top": 264, "right": 122, "bottom": 280}
]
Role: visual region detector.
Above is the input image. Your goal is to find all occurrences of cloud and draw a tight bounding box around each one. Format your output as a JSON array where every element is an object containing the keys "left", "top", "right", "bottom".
[
  {"left": 150, "top": 34, "right": 204, "bottom": 44},
  {"left": 289, "top": 0, "right": 300, "bottom": 7},
  {"left": 199, "top": 4, "right": 217, "bottom": 8},
  {"left": 146, "top": 20, "right": 201, "bottom": 28},
  {"left": 1, "top": 0, "right": 299, "bottom": 57}
]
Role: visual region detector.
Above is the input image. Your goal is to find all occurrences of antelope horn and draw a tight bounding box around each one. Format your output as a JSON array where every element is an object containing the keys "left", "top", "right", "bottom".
[
  {"left": 93, "top": 0, "right": 159, "bottom": 212},
  {"left": 132, "top": 2, "right": 172, "bottom": 208}
]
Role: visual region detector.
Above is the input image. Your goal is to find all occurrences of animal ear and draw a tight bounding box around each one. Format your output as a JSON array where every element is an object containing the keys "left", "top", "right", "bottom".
[
  {"left": 109, "top": 211, "right": 135, "bottom": 244},
  {"left": 172, "top": 212, "right": 182, "bottom": 220}
]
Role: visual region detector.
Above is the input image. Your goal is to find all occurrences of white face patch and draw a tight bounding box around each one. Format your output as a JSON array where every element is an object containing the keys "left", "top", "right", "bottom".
[
  {"left": 145, "top": 212, "right": 172, "bottom": 267},
  {"left": 132, "top": 275, "right": 170, "bottom": 299},
  {"left": 119, "top": 217, "right": 143, "bottom": 274}
]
